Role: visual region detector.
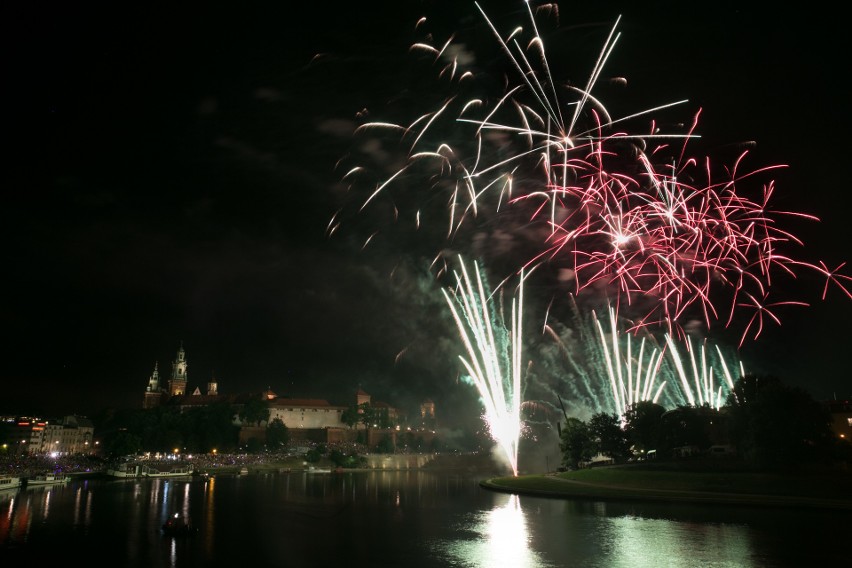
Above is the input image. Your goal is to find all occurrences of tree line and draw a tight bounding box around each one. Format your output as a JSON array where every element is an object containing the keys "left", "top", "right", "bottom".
[{"left": 559, "top": 374, "right": 849, "bottom": 470}]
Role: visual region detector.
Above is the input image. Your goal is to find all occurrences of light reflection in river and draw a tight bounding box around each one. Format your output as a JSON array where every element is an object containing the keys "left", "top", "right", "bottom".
[
  {"left": 0, "top": 471, "right": 846, "bottom": 567},
  {"left": 434, "top": 493, "right": 554, "bottom": 568}
]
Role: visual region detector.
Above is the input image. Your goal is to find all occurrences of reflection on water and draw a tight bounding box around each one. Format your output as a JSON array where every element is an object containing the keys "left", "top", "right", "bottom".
[
  {"left": 598, "top": 514, "right": 753, "bottom": 568},
  {"left": 0, "top": 471, "right": 847, "bottom": 567},
  {"left": 435, "top": 493, "right": 552, "bottom": 568}
]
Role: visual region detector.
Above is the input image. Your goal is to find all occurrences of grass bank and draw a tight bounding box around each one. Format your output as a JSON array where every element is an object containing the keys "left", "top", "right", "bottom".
[{"left": 481, "top": 461, "right": 852, "bottom": 510}]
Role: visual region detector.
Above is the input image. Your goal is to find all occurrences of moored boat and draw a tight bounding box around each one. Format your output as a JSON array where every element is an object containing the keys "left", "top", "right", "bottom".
[
  {"left": 0, "top": 474, "right": 22, "bottom": 491},
  {"left": 144, "top": 465, "right": 194, "bottom": 478},
  {"left": 27, "top": 472, "right": 71, "bottom": 486},
  {"left": 106, "top": 463, "right": 144, "bottom": 478}
]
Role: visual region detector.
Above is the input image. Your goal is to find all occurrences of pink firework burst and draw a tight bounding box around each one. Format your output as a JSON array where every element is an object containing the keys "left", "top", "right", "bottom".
[{"left": 339, "top": 2, "right": 852, "bottom": 345}]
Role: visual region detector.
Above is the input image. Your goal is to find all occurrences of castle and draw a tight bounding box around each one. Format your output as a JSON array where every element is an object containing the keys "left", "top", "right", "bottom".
[
  {"left": 142, "top": 344, "right": 437, "bottom": 445},
  {"left": 143, "top": 342, "right": 218, "bottom": 409}
]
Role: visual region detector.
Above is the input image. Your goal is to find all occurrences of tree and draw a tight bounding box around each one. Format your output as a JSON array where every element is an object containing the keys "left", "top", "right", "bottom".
[
  {"left": 656, "top": 405, "right": 714, "bottom": 458},
  {"left": 376, "top": 435, "right": 395, "bottom": 454},
  {"left": 304, "top": 448, "right": 322, "bottom": 463},
  {"left": 102, "top": 430, "right": 142, "bottom": 458},
  {"left": 329, "top": 449, "right": 366, "bottom": 469},
  {"left": 623, "top": 401, "right": 666, "bottom": 454},
  {"left": 239, "top": 398, "right": 270, "bottom": 426},
  {"left": 266, "top": 418, "right": 289, "bottom": 450},
  {"left": 358, "top": 403, "right": 377, "bottom": 430},
  {"left": 588, "top": 412, "right": 630, "bottom": 462},
  {"left": 559, "top": 417, "right": 594, "bottom": 469},
  {"left": 341, "top": 405, "right": 361, "bottom": 429},
  {"left": 724, "top": 374, "right": 835, "bottom": 469}
]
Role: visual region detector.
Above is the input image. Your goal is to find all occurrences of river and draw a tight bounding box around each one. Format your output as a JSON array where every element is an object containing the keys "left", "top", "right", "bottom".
[{"left": 0, "top": 470, "right": 845, "bottom": 567}]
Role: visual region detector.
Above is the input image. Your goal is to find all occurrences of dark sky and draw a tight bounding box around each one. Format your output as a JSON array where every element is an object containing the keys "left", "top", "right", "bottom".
[{"left": 2, "top": 1, "right": 850, "bottom": 420}]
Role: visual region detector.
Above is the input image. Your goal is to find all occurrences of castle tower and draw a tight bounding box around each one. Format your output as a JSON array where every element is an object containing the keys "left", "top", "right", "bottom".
[
  {"left": 420, "top": 398, "right": 436, "bottom": 428},
  {"left": 168, "top": 342, "right": 188, "bottom": 396},
  {"left": 143, "top": 362, "right": 164, "bottom": 409},
  {"left": 147, "top": 361, "right": 160, "bottom": 392},
  {"left": 356, "top": 388, "right": 371, "bottom": 407},
  {"left": 420, "top": 399, "right": 435, "bottom": 419},
  {"left": 207, "top": 373, "right": 218, "bottom": 396}
]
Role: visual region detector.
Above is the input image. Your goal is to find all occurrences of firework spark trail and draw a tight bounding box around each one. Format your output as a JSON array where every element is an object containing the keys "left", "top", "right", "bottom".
[
  {"left": 592, "top": 305, "right": 667, "bottom": 416},
  {"left": 663, "top": 333, "right": 745, "bottom": 410},
  {"left": 549, "top": 300, "right": 743, "bottom": 416},
  {"left": 442, "top": 257, "right": 523, "bottom": 476},
  {"left": 340, "top": 3, "right": 852, "bottom": 344}
]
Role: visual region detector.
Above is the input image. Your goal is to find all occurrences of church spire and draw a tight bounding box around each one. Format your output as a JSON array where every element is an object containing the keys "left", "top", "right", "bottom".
[
  {"left": 143, "top": 361, "right": 164, "bottom": 409},
  {"left": 207, "top": 372, "right": 218, "bottom": 396},
  {"left": 146, "top": 361, "right": 160, "bottom": 392},
  {"left": 168, "top": 342, "right": 188, "bottom": 396}
]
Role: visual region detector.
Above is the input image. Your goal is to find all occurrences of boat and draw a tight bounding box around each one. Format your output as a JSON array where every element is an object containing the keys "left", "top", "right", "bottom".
[
  {"left": 161, "top": 512, "right": 198, "bottom": 537},
  {"left": 143, "top": 465, "right": 194, "bottom": 478},
  {"left": 0, "top": 475, "right": 22, "bottom": 491},
  {"left": 27, "top": 472, "right": 71, "bottom": 486},
  {"left": 238, "top": 466, "right": 249, "bottom": 475},
  {"left": 106, "top": 463, "right": 144, "bottom": 478}
]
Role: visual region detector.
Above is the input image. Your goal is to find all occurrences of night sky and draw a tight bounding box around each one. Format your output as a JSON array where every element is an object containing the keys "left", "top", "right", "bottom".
[{"left": 3, "top": 1, "right": 850, "bottom": 420}]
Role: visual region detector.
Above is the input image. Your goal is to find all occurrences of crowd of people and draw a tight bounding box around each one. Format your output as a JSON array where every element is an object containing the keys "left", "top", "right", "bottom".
[{"left": 0, "top": 452, "right": 107, "bottom": 477}]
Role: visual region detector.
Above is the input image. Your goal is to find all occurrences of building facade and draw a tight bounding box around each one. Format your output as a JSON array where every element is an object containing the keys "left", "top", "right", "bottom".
[{"left": 0, "top": 415, "right": 96, "bottom": 456}]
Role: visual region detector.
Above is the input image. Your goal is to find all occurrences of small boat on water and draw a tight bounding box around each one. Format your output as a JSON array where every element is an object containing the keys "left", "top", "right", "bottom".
[
  {"left": 238, "top": 466, "right": 249, "bottom": 475},
  {"left": 0, "top": 475, "right": 22, "bottom": 491},
  {"left": 27, "top": 472, "right": 71, "bottom": 486},
  {"left": 161, "top": 512, "right": 198, "bottom": 537}
]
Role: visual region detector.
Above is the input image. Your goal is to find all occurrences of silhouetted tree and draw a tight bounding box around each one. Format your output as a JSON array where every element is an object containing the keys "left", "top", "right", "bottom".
[
  {"left": 656, "top": 405, "right": 714, "bottom": 458},
  {"left": 341, "top": 405, "right": 361, "bottom": 429},
  {"left": 376, "top": 435, "right": 394, "bottom": 454},
  {"left": 239, "top": 398, "right": 270, "bottom": 426},
  {"left": 588, "top": 412, "right": 630, "bottom": 462},
  {"left": 266, "top": 418, "right": 289, "bottom": 450},
  {"left": 624, "top": 401, "right": 666, "bottom": 453},
  {"left": 102, "top": 430, "right": 142, "bottom": 458},
  {"left": 724, "top": 374, "right": 834, "bottom": 469},
  {"left": 560, "top": 417, "right": 593, "bottom": 469}
]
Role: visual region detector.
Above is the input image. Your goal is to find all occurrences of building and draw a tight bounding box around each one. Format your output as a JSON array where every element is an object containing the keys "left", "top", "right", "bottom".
[
  {"left": 143, "top": 343, "right": 219, "bottom": 409},
  {"left": 0, "top": 415, "right": 96, "bottom": 456},
  {"left": 140, "top": 343, "right": 431, "bottom": 449},
  {"left": 420, "top": 399, "right": 436, "bottom": 428},
  {"left": 268, "top": 398, "right": 347, "bottom": 430},
  {"left": 826, "top": 399, "right": 852, "bottom": 442}
]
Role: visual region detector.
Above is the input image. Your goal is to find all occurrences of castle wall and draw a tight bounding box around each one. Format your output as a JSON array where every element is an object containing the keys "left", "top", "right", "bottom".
[{"left": 268, "top": 406, "right": 346, "bottom": 429}]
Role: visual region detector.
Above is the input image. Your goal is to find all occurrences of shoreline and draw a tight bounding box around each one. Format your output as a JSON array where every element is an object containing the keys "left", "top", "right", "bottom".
[{"left": 479, "top": 466, "right": 852, "bottom": 511}]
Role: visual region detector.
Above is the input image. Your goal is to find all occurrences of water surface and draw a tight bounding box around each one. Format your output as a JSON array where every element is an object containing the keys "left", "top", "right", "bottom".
[{"left": 0, "top": 471, "right": 845, "bottom": 567}]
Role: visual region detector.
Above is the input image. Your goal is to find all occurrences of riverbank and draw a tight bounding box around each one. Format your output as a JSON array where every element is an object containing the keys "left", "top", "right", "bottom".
[
  {"left": 1, "top": 450, "right": 503, "bottom": 479},
  {"left": 480, "top": 461, "right": 852, "bottom": 510}
]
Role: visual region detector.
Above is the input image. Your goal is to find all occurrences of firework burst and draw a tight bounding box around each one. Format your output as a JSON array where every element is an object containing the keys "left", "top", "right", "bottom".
[{"left": 338, "top": 2, "right": 852, "bottom": 344}]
